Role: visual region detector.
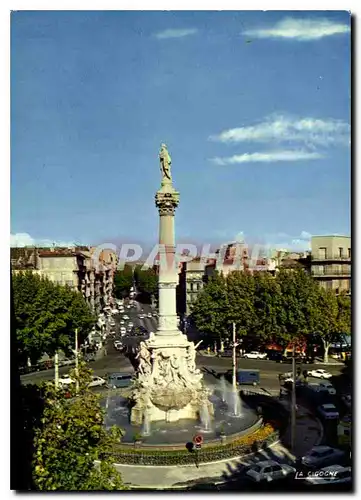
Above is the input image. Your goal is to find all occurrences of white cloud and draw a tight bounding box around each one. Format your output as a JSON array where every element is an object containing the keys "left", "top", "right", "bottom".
[
  {"left": 154, "top": 28, "right": 198, "bottom": 39},
  {"left": 210, "top": 114, "right": 350, "bottom": 148},
  {"left": 211, "top": 150, "right": 323, "bottom": 165},
  {"left": 243, "top": 17, "right": 350, "bottom": 41},
  {"left": 10, "top": 232, "right": 77, "bottom": 248},
  {"left": 300, "top": 230, "right": 312, "bottom": 239}
]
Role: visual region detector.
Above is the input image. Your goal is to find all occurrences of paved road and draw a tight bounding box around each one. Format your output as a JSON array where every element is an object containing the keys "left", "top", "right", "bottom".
[{"left": 20, "top": 300, "right": 345, "bottom": 389}]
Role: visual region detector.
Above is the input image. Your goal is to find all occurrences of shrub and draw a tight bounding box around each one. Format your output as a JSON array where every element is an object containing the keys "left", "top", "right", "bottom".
[{"left": 106, "top": 424, "right": 279, "bottom": 466}]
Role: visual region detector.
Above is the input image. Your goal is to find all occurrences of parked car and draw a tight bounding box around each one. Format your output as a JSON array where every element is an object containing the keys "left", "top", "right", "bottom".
[
  {"left": 308, "top": 369, "right": 333, "bottom": 379},
  {"left": 123, "top": 315, "right": 129, "bottom": 320},
  {"left": 139, "top": 314, "right": 145, "bottom": 319},
  {"left": 60, "top": 358, "right": 76, "bottom": 367},
  {"left": 266, "top": 351, "right": 284, "bottom": 362},
  {"left": 243, "top": 351, "right": 267, "bottom": 360},
  {"left": 221, "top": 350, "right": 233, "bottom": 357},
  {"left": 128, "top": 322, "right": 134, "bottom": 328},
  {"left": 282, "top": 355, "right": 306, "bottom": 364},
  {"left": 120, "top": 327, "right": 127, "bottom": 334},
  {"left": 120, "top": 320, "right": 125, "bottom": 325},
  {"left": 301, "top": 446, "right": 345, "bottom": 469},
  {"left": 341, "top": 394, "right": 351, "bottom": 410},
  {"left": 317, "top": 380, "right": 336, "bottom": 395},
  {"left": 317, "top": 403, "right": 339, "bottom": 420},
  {"left": 111, "top": 309, "right": 119, "bottom": 314},
  {"left": 245, "top": 460, "right": 296, "bottom": 483},
  {"left": 108, "top": 372, "right": 134, "bottom": 388},
  {"left": 305, "top": 465, "right": 352, "bottom": 486},
  {"left": 89, "top": 376, "right": 107, "bottom": 388},
  {"left": 58, "top": 375, "right": 75, "bottom": 387},
  {"left": 229, "top": 369, "right": 260, "bottom": 385}
]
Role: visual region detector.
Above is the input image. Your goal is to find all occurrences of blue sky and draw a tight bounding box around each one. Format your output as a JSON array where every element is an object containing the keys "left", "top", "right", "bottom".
[{"left": 11, "top": 10, "right": 351, "bottom": 251}]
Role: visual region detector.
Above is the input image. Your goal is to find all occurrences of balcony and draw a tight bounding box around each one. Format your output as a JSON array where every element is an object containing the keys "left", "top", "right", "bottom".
[
  {"left": 311, "top": 255, "right": 351, "bottom": 262},
  {"left": 312, "top": 269, "right": 351, "bottom": 277}
]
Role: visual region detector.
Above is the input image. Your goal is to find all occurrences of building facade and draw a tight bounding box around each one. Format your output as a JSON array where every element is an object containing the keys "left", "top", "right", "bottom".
[
  {"left": 11, "top": 246, "right": 117, "bottom": 313},
  {"left": 310, "top": 235, "right": 351, "bottom": 294}
]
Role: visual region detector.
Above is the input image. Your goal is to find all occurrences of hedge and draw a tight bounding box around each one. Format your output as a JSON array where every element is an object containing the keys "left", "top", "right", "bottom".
[{"left": 104, "top": 424, "right": 279, "bottom": 466}]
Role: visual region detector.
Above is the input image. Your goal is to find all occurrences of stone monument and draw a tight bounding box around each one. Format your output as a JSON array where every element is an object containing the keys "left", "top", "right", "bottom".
[{"left": 130, "top": 145, "right": 214, "bottom": 425}]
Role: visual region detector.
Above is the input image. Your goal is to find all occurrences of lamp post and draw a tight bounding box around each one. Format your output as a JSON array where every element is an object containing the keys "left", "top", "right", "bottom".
[
  {"left": 232, "top": 322, "right": 239, "bottom": 389},
  {"left": 291, "top": 344, "right": 296, "bottom": 451}
]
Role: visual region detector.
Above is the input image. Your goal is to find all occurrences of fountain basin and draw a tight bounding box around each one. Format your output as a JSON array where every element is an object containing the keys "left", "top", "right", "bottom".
[{"left": 101, "top": 385, "right": 260, "bottom": 446}]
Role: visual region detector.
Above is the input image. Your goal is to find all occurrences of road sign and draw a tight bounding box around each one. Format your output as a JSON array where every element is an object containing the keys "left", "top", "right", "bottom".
[{"left": 193, "top": 434, "right": 203, "bottom": 445}]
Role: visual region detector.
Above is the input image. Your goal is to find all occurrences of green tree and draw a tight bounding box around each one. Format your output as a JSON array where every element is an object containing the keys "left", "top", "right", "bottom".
[
  {"left": 190, "top": 272, "right": 229, "bottom": 345},
  {"left": 32, "top": 362, "right": 127, "bottom": 491},
  {"left": 226, "top": 271, "right": 256, "bottom": 340},
  {"left": 13, "top": 272, "right": 96, "bottom": 365},
  {"left": 135, "top": 267, "right": 158, "bottom": 300},
  {"left": 275, "top": 269, "right": 320, "bottom": 350},
  {"left": 113, "top": 266, "right": 133, "bottom": 298},
  {"left": 252, "top": 271, "right": 284, "bottom": 343},
  {"left": 311, "top": 289, "right": 351, "bottom": 363}
]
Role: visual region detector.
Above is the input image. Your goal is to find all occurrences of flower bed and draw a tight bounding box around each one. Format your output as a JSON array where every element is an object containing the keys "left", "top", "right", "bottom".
[{"left": 105, "top": 424, "right": 278, "bottom": 466}]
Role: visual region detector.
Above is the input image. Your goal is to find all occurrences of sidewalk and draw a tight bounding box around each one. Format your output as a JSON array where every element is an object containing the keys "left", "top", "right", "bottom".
[{"left": 314, "top": 357, "right": 344, "bottom": 366}]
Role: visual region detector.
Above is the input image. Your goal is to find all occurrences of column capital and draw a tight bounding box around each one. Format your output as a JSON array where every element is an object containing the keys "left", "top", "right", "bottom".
[{"left": 155, "top": 189, "right": 179, "bottom": 216}]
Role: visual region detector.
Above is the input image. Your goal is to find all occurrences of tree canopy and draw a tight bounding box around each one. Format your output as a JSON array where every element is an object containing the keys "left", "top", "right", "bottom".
[
  {"left": 13, "top": 271, "right": 96, "bottom": 366},
  {"left": 190, "top": 269, "right": 351, "bottom": 358},
  {"left": 113, "top": 265, "right": 133, "bottom": 299},
  {"left": 32, "top": 362, "right": 127, "bottom": 491},
  {"left": 134, "top": 267, "right": 158, "bottom": 301}
]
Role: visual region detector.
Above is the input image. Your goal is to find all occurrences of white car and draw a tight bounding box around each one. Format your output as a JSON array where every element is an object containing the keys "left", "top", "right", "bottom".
[
  {"left": 245, "top": 460, "right": 295, "bottom": 483},
  {"left": 244, "top": 351, "right": 268, "bottom": 360},
  {"left": 58, "top": 375, "right": 75, "bottom": 387},
  {"left": 147, "top": 313, "right": 152, "bottom": 318},
  {"left": 89, "top": 376, "right": 106, "bottom": 388},
  {"left": 120, "top": 326, "right": 127, "bottom": 333},
  {"left": 111, "top": 309, "right": 119, "bottom": 314},
  {"left": 301, "top": 446, "right": 345, "bottom": 469},
  {"left": 128, "top": 322, "right": 134, "bottom": 328},
  {"left": 317, "top": 380, "right": 336, "bottom": 395},
  {"left": 317, "top": 403, "right": 339, "bottom": 420},
  {"left": 120, "top": 319, "right": 125, "bottom": 325},
  {"left": 139, "top": 314, "right": 145, "bottom": 319},
  {"left": 308, "top": 369, "right": 332, "bottom": 379},
  {"left": 305, "top": 465, "right": 351, "bottom": 485},
  {"left": 123, "top": 315, "right": 129, "bottom": 320}
]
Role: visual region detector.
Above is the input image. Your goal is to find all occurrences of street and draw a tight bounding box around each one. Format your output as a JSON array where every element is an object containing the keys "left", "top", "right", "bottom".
[{"left": 20, "top": 300, "right": 345, "bottom": 391}]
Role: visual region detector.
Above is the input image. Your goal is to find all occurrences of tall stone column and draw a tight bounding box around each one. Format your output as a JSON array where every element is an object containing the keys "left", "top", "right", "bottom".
[
  {"left": 130, "top": 145, "right": 213, "bottom": 426},
  {"left": 155, "top": 184, "right": 180, "bottom": 336}
]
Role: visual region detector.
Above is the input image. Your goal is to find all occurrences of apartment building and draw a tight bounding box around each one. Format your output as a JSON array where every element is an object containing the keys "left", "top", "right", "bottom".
[
  {"left": 11, "top": 246, "right": 117, "bottom": 313},
  {"left": 310, "top": 235, "right": 351, "bottom": 294}
]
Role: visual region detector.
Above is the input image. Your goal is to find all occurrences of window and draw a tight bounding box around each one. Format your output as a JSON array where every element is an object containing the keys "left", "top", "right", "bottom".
[
  {"left": 318, "top": 247, "right": 327, "bottom": 259},
  {"left": 348, "top": 248, "right": 351, "bottom": 258},
  {"left": 271, "top": 465, "right": 282, "bottom": 472},
  {"left": 339, "top": 247, "right": 344, "bottom": 258},
  {"left": 263, "top": 467, "right": 272, "bottom": 474}
]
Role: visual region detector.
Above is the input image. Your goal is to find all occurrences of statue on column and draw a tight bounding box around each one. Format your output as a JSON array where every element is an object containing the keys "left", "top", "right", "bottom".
[{"left": 159, "top": 144, "right": 172, "bottom": 181}]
